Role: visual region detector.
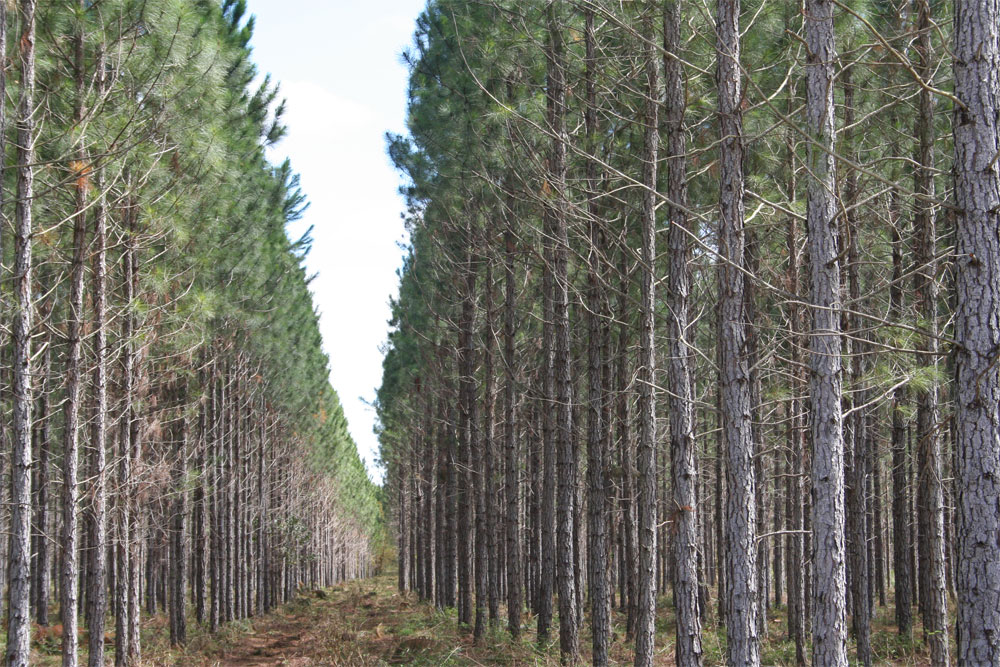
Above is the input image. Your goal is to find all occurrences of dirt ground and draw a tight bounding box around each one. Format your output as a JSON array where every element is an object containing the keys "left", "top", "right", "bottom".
[{"left": 26, "top": 572, "right": 935, "bottom": 665}]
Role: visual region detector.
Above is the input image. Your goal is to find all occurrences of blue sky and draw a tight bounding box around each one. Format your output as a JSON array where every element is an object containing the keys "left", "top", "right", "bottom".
[{"left": 247, "top": 0, "right": 427, "bottom": 483}]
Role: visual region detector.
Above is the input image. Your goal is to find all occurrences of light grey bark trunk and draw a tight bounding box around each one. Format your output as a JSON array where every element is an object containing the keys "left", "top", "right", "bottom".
[
  {"left": 805, "top": 0, "right": 848, "bottom": 664},
  {"left": 716, "top": 0, "right": 759, "bottom": 663},
  {"left": 952, "top": 0, "right": 1000, "bottom": 662},
  {"left": 633, "top": 8, "right": 659, "bottom": 666},
  {"left": 5, "top": 2, "right": 35, "bottom": 664},
  {"left": 87, "top": 52, "right": 109, "bottom": 665},
  {"left": 32, "top": 343, "right": 52, "bottom": 628},
  {"left": 665, "top": 1, "right": 702, "bottom": 663}
]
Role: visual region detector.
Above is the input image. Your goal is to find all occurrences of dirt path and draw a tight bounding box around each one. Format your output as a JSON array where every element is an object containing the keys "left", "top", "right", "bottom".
[
  {"left": 203, "top": 579, "right": 459, "bottom": 666},
  {"left": 215, "top": 615, "right": 315, "bottom": 666}
]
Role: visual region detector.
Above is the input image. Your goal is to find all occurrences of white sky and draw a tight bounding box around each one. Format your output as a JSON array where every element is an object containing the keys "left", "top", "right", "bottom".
[{"left": 248, "top": 0, "right": 426, "bottom": 484}]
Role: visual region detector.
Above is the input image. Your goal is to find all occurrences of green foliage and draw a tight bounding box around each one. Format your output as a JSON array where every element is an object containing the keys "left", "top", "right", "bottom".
[{"left": 20, "top": 0, "right": 382, "bottom": 554}]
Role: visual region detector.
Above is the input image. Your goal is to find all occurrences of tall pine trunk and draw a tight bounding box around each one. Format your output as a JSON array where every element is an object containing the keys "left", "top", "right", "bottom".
[
  {"left": 583, "top": 7, "right": 609, "bottom": 664},
  {"left": 5, "top": 2, "right": 36, "bottom": 663},
  {"left": 544, "top": 4, "right": 578, "bottom": 660},
  {"left": 805, "top": 0, "right": 848, "bottom": 663},
  {"left": 842, "top": 66, "right": 871, "bottom": 667},
  {"left": 665, "top": 0, "right": 702, "bottom": 662},
  {"left": 86, "top": 51, "right": 110, "bottom": 665},
  {"left": 716, "top": 0, "right": 759, "bottom": 661},
  {"left": 912, "top": 2, "right": 949, "bottom": 663},
  {"left": 952, "top": 0, "right": 1000, "bottom": 661},
  {"left": 633, "top": 7, "right": 659, "bottom": 665},
  {"left": 503, "top": 169, "right": 522, "bottom": 638}
]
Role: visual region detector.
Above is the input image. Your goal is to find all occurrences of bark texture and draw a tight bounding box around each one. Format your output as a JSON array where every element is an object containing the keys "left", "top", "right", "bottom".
[
  {"left": 665, "top": 1, "right": 702, "bottom": 664},
  {"left": 717, "top": 0, "right": 759, "bottom": 662},
  {"left": 805, "top": 0, "right": 848, "bottom": 664},
  {"left": 633, "top": 8, "right": 659, "bottom": 665},
  {"left": 953, "top": 0, "right": 1000, "bottom": 662}
]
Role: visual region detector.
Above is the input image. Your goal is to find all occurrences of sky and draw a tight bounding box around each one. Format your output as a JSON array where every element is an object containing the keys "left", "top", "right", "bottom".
[{"left": 247, "top": 0, "right": 427, "bottom": 484}]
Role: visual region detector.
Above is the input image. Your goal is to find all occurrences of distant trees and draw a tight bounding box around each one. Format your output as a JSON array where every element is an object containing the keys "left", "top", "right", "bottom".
[
  {"left": 1, "top": 2, "right": 380, "bottom": 665},
  {"left": 378, "top": 0, "right": 1000, "bottom": 664}
]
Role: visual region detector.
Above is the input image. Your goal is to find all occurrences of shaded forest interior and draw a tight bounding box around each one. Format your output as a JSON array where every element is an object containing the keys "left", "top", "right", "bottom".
[{"left": 377, "top": 0, "right": 1000, "bottom": 666}]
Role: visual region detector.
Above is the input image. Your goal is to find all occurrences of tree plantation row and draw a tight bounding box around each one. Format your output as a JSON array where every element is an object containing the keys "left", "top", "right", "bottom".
[
  {"left": 376, "top": 0, "right": 1000, "bottom": 666},
  {"left": 0, "top": 1, "right": 381, "bottom": 666}
]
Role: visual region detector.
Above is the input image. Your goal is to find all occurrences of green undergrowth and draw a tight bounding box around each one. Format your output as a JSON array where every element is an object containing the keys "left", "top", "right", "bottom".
[{"left": 14, "top": 575, "right": 944, "bottom": 665}]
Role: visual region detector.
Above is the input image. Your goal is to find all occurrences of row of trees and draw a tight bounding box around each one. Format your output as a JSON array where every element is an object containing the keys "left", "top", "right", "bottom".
[
  {"left": 377, "top": 0, "right": 1000, "bottom": 665},
  {"left": 1, "top": 1, "right": 381, "bottom": 665}
]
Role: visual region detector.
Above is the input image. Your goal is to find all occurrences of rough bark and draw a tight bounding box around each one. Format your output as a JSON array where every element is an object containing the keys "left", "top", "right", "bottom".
[
  {"left": 633, "top": 8, "right": 659, "bottom": 665},
  {"left": 912, "top": 3, "right": 949, "bottom": 663},
  {"left": 483, "top": 265, "right": 500, "bottom": 625},
  {"left": 889, "top": 181, "right": 913, "bottom": 639},
  {"left": 953, "top": 0, "right": 1000, "bottom": 661},
  {"left": 503, "top": 171, "right": 522, "bottom": 638},
  {"left": 545, "top": 4, "right": 578, "bottom": 660},
  {"left": 716, "top": 0, "right": 759, "bottom": 662},
  {"left": 32, "top": 344, "right": 52, "bottom": 628},
  {"left": 87, "top": 53, "right": 110, "bottom": 664},
  {"left": 583, "top": 7, "right": 609, "bottom": 664},
  {"left": 665, "top": 1, "right": 702, "bottom": 663},
  {"left": 842, "top": 66, "right": 871, "bottom": 667},
  {"left": 5, "top": 3, "right": 35, "bottom": 663},
  {"left": 805, "top": 0, "right": 848, "bottom": 663}
]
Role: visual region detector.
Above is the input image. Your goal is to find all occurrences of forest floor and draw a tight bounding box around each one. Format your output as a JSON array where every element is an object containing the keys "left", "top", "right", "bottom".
[{"left": 25, "top": 572, "right": 936, "bottom": 665}]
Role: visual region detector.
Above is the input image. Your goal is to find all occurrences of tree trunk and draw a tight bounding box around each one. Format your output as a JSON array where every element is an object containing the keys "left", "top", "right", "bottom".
[
  {"left": 633, "top": 7, "right": 659, "bottom": 665},
  {"left": 470, "top": 243, "right": 488, "bottom": 640},
  {"left": 953, "top": 0, "right": 1000, "bottom": 661},
  {"left": 4, "top": 0, "right": 35, "bottom": 667},
  {"left": 665, "top": 1, "right": 703, "bottom": 663},
  {"left": 503, "top": 169, "right": 522, "bottom": 638},
  {"left": 842, "top": 65, "right": 871, "bottom": 667},
  {"left": 87, "top": 55, "right": 110, "bottom": 662},
  {"left": 617, "top": 249, "right": 637, "bottom": 641},
  {"left": 805, "top": 0, "right": 848, "bottom": 663},
  {"left": 32, "top": 344, "right": 52, "bottom": 628},
  {"left": 483, "top": 264, "right": 500, "bottom": 625},
  {"left": 544, "top": 4, "right": 578, "bottom": 660},
  {"left": 5, "top": 1, "right": 35, "bottom": 663},
  {"left": 912, "top": 3, "right": 949, "bottom": 663},
  {"left": 583, "top": 8, "right": 609, "bottom": 664},
  {"left": 889, "top": 183, "right": 913, "bottom": 639},
  {"left": 458, "top": 228, "right": 476, "bottom": 631},
  {"left": 169, "top": 384, "right": 189, "bottom": 647},
  {"left": 716, "top": 0, "right": 759, "bottom": 662},
  {"left": 61, "top": 15, "right": 91, "bottom": 664}
]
